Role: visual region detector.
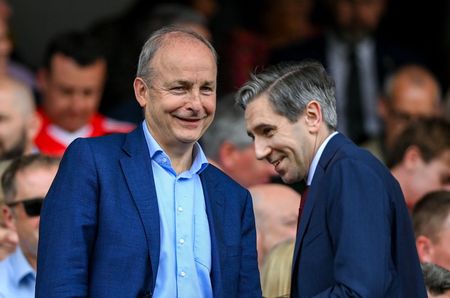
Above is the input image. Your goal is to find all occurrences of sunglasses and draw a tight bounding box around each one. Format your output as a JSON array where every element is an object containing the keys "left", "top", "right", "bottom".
[{"left": 6, "top": 197, "right": 44, "bottom": 217}]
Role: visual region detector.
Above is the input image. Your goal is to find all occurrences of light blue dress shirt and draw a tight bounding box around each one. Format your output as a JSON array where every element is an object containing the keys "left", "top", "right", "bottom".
[
  {"left": 142, "top": 122, "right": 213, "bottom": 298},
  {"left": 0, "top": 247, "right": 36, "bottom": 298}
]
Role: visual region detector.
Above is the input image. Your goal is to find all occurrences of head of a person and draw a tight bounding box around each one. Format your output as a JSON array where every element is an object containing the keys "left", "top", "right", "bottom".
[
  {"left": 389, "top": 118, "right": 450, "bottom": 209},
  {"left": 236, "top": 61, "right": 337, "bottom": 184},
  {"left": 38, "top": 31, "right": 107, "bottom": 132},
  {"left": 1, "top": 154, "right": 59, "bottom": 269},
  {"left": 380, "top": 65, "right": 442, "bottom": 151},
  {"left": 250, "top": 183, "right": 300, "bottom": 265},
  {"left": 134, "top": 26, "right": 217, "bottom": 154},
  {"left": 421, "top": 263, "right": 450, "bottom": 298},
  {"left": 329, "top": 0, "right": 386, "bottom": 42},
  {"left": 0, "top": 78, "right": 39, "bottom": 160},
  {"left": 202, "top": 93, "right": 277, "bottom": 187},
  {"left": 413, "top": 191, "right": 450, "bottom": 271}
]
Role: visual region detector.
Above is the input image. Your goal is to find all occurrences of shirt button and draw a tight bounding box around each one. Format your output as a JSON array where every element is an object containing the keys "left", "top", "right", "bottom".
[
  {"left": 178, "top": 207, "right": 183, "bottom": 212},
  {"left": 180, "top": 271, "right": 186, "bottom": 277},
  {"left": 179, "top": 238, "right": 185, "bottom": 245}
]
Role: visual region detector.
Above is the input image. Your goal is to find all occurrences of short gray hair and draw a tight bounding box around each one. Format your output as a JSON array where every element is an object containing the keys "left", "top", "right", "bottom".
[
  {"left": 136, "top": 25, "right": 217, "bottom": 83},
  {"left": 202, "top": 93, "right": 252, "bottom": 160},
  {"left": 235, "top": 61, "right": 337, "bottom": 129}
]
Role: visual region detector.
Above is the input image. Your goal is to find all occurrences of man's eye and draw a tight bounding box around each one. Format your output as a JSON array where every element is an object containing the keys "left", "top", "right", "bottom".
[
  {"left": 171, "top": 87, "right": 185, "bottom": 94},
  {"left": 263, "top": 128, "right": 273, "bottom": 136},
  {"left": 200, "top": 87, "right": 214, "bottom": 94}
]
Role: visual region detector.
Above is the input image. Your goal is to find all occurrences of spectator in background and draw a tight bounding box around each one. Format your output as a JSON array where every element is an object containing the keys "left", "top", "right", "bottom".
[
  {"left": 389, "top": 118, "right": 450, "bottom": 210},
  {"left": 413, "top": 191, "right": 450, "bottom": 271},
  {"left": 249, "top": 183, "right": 299, "bottom": 267},
  {"left": 0, "top": 78, "right": 39, "bottom": 160},
  {"left": 421, "top": 263, "right": 450, "bottom": 298},
  {"left": 271, "top": 0, "right": 421, "bottom": 144},
  {"left": 35, "top": 31, "right": 134, "bottom": 156},
  {"left": 201, "top": 93, "right": 276, "bottom": 187},
  {"left": 0, "top": 154, "right": 59, "bottom": 297},
  {"left": 0, "top": 78, "right": 40, "bottom": 261},
  {"left": 364, "top": 65, "right": 442, "bottom": 163}
]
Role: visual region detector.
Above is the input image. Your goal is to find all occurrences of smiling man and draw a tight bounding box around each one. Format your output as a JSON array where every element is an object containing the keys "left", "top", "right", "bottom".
[
  {"left": 236, "top": 61, "right": 426, "bottom": 297},
  {"left": 36, "top": 27, "right": 261, "bottom": 298}
]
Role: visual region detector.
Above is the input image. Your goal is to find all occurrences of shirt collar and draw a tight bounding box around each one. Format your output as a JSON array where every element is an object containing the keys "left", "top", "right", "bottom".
[
  {"left": 307, "top": 131, "right": 339, "bottom": 186},
  {"left": 141, "top": 121, "right": 209, "bottom": 176},
  {"left": 9, "top": 247, "right": 36, "bottom": 286}
]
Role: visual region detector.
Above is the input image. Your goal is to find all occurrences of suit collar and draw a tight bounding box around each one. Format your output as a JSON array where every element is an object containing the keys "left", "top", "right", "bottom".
[{"left": 120, "top": 127, "right": 160, "bottom": 288}]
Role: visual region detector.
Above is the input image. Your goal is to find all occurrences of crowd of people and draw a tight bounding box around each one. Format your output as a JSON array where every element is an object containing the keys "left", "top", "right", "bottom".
[{"left": 1, "top": 0, "right": 450, "bottom": 297}]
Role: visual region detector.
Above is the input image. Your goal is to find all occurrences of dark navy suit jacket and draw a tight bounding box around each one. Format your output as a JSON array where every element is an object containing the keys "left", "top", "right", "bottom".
[
  {"left": 291, "top": 133, "right": 426, "bottom": 297},
  {"left": 36, "top": 127, "right": 261, "bottom": 298}
]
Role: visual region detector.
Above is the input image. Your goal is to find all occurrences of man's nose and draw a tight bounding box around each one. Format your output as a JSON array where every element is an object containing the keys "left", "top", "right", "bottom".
[{"left": 254, "top": 138, "right": 271, "bottom": 160}]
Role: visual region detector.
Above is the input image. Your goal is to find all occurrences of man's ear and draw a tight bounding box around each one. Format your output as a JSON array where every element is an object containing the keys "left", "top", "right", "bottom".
[
  {"left": 27, "top": 111, "right": 42, "bottom": 145},
  {"left": 416, "top": 235, "right": 434, "bottom": 263},
  {"left": 403, "top": 145, "right": 424, "bottom": 172},
  {"left": 2, "top": 205, "right": 16, "bottom": 231},
  {"left": 303, "top": 100, "right": 322, "bottom": 133},
  {"left": 134, "top": 77, "right": 149, "bottom": 108}
]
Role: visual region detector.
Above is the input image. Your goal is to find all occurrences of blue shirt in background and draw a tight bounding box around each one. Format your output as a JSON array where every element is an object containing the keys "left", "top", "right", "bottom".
[{"left": 0, "top": 247, "right": 36, "bottom": 298}]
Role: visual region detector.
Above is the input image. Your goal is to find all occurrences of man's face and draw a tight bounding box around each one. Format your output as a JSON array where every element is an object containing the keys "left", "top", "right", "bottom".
[
  {"left": 407, "top": 151, "right": 450, "bottom": 208},
  {"left": 223, "top": 144, "right": 277, "bottom": 188},
  {"left": 245, "top": 95, "right": 312, "bottom": 184},
  {"left": 41, "top": 53, "right": 106, "bottom": 132},
  {"left": 382, "top": 74, "right": 440, "bottom": 150},
  {"left": 5, "top": 165, "right": 58, "bottom": 263},
  {"left": 0, "top": 95, "right": 27, "bottom": 160},
  {"left": 139, "top": 36, "right": 217, "bottom": 151},
  {"left": 333, "top": 0, "right": 385, "bottom": 41}
]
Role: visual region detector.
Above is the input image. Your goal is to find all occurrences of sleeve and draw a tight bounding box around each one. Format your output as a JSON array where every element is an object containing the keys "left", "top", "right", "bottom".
[
  {"left": 313, "top": 159, "right": 393, "bottom": 298},
  {"left": 36, "top": 138, "right": 99, "bottom": 298},
  {"left": 238, "top": 190, "right": 263, "bottom": 298}
]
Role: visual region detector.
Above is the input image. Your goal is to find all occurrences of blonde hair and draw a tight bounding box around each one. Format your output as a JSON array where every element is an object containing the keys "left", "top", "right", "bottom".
[{"left": 261, "top": 239, "right": 295, "bottom": 298}]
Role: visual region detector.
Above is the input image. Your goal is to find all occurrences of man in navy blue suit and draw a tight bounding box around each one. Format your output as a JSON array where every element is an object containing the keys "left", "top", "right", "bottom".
[
  {"left": 35, "top": 27, "right": 261, "bottom": 298},
  {"left": 236, "top": 61, "right": 426, "bottom": 297}
]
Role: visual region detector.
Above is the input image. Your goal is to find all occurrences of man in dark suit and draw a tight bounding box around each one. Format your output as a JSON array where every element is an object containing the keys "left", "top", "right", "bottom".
[
  {"left": 236, "top": 61, "right": 426, "bottom": 297},
  {"left": 35, "top": 27, "right": 261, "bottom": 298}
]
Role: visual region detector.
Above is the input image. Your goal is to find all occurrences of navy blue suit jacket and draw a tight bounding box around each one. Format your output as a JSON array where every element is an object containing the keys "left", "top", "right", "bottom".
[
  {"left": 36, "top": 127, "right": 261, "bottom": 298},
  {"left": 291, "top": 133, "right": 426, "bottom": 297}
]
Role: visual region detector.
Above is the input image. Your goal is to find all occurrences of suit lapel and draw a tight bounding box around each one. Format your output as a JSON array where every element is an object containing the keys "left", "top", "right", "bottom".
[
  {"left": 200, "top": 166, "right": 225, "bottom": 298},
  {"left": 120, "top": 127, "right": 160, "bottom": 288},
  {"left": 292, "top": 133, "right": 349, "bottom": 268}
]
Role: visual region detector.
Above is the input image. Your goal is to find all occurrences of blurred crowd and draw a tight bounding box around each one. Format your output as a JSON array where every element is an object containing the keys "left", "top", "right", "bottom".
[{"left": 1, "top": 0, "right": 450, "bottom": 297}]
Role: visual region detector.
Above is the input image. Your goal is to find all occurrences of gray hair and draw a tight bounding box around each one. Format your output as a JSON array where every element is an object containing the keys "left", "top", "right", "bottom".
[
  {"left": 136, "top": 25, "right": 217, "bottom": 83},
  {"left": 421, "top": 263, "right": 450, "bottom": 296},
  {"left": 235, "top": 61, "right": 337, "bottom": 129},
  {"left": 202, "top": 93, "right": 252, "bottom": 160}
]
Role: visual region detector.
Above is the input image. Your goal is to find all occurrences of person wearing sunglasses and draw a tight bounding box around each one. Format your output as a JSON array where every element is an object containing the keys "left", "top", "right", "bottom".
[{"left": 0, "top": 154, "right": 59, "bottom": 298}]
